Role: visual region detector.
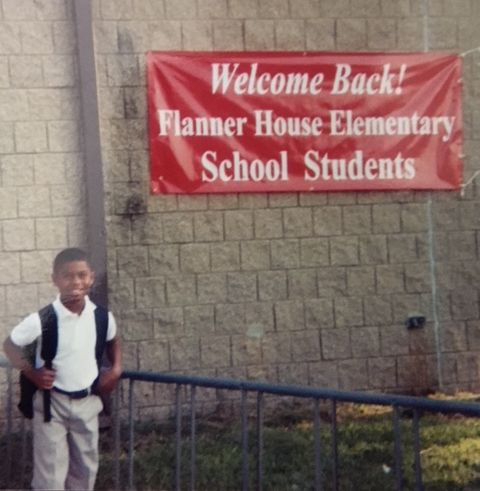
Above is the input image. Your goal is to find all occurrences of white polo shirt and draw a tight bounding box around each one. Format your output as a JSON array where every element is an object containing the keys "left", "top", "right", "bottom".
[{"left": 10, "top": 295, "right": 117, "bottom": 392}]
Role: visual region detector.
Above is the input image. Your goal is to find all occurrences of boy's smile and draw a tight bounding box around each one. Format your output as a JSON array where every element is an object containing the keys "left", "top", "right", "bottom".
[{"left": 52, "top": 260, "right": 95, "bottom": 313}]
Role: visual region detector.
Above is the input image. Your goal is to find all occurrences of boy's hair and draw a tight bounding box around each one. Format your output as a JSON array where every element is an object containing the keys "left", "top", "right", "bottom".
[{"left": 53, "top": 248, "right": 92, "bottom": 273}]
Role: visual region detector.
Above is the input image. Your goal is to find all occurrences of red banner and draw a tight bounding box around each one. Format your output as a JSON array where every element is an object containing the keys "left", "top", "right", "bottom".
[{"left": 147, "top": 52, "right": 463, "bottom": 194}]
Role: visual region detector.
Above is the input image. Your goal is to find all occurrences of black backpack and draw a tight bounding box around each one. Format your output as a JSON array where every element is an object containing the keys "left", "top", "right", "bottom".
[{"left": 18, "top": 304, "right": 109, "bottom": 422}]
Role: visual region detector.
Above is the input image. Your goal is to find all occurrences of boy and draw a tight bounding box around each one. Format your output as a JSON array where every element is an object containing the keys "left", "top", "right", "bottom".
[{"left": 3, "top": 247, "right": 122, "bottom": 491}]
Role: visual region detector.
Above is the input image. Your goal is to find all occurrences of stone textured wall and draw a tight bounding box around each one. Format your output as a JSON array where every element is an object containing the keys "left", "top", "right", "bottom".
[
  {"left": 1, "top": 0, "right": 480, "bottom": 417},
  {"left": 0, "top": 0, "right": 86, "bottom": 344},
  {"left": 94, "top": 0, "right": 480, "bottom": 413}
]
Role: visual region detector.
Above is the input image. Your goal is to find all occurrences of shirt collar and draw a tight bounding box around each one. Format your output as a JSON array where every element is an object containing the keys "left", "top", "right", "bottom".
[{"left": 53, "top": 294, "right": 96, "bottom": 318}]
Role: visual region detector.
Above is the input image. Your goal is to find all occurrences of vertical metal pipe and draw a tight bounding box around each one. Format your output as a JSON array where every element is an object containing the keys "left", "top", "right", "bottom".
[
  {"left": 73, "top": 0, "right": 108, "bottom": 307},
  {"left": 393, "top": 406, "right": 403, "bottom": 491},
  {"left": 175, "top": 384, "right": 182, "bottom": 491},
  {"left": 128, "top": 380, "right": 135, "bottom": 491},
  {"left": 190, "top": 385, "right": 197, "bottom": 491},
  {"left": 421, "top": 0, "right": 443, "bottom": 392},
  {"left": 427, "top": 196, "right": 443, "bottom": 390},
  {"left": 412, "top": 410, "right": 424, "bottom": 491},
  {"left": 330, "top": 400, "right": 339, "bottom": 491},
  {"left": 241, "top": 389, "right": 248, "bottom": 491},
  {"left": 114, "top": 385, "right": 121, "bottom": 490},
  {"left": 256, "top": 392, "right": 264, "bottom": 491},
  {"left": 314, "top": 398, "right": 322, "bottom": 491}
]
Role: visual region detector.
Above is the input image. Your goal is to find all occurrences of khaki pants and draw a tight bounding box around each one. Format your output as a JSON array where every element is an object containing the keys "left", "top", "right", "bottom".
[{"left": 31, "top": 390, "right": 103, "bottom": 491}]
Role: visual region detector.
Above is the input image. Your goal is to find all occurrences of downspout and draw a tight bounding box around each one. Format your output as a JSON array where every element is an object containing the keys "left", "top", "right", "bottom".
[
  {"left": 421, "top": 0, "right": 443, "bottom": 390},
  {"left": 73, "top": 0, "right": 108, "bottom": 308}
]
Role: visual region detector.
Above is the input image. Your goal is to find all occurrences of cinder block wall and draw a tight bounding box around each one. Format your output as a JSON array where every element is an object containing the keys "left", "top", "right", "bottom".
[
  {"left": 0, "top": 0, "right": 87, "bottom": 345},
  {"left": 1, "top": 0, "right": 480, "bottom": 416},
  {"left": 95, "top": 0, "right": 480, "bottom": 408}
]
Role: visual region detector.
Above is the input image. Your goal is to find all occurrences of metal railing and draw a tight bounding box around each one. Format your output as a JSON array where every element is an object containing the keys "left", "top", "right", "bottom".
[
  {"left": 118, "top": 370, "right": 480, "bottom": 491},
  {"left": 3, "top": 357, "right": 480, "bottom": 490}
]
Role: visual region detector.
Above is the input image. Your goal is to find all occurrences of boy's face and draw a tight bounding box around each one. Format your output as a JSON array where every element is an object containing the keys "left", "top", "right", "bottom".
[{"left": 52, "top": 260, "right": 95, "bottom": 309}]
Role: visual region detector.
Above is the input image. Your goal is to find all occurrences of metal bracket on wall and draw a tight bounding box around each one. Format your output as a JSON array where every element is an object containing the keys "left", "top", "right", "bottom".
[{"left": 406, "top": 316, "right": 426, "bottom": 330}]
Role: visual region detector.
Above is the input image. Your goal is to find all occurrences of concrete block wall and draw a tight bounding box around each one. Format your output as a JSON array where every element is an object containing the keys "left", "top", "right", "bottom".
[
  {"left": 1, "top": 0, "right": 480, "bottom": 417},
  {"left": 93, "top": 0, "right": 480, "bottom": 410},
  {"left": 0, "top": 0, "right": 87, "bottom": 345}
]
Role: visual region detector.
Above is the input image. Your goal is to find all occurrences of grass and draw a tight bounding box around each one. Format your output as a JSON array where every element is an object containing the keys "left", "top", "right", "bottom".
[
  {"left": 2, "top": 399, "right": 480, "bottom": 490},
  {"left": 96, "top": 401, "right": 480, "bottom": 491}
]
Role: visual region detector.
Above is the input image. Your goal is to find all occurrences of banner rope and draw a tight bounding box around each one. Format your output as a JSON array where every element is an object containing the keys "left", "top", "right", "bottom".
[
  {"left": 460, "top": 170, "right": 480, "bottom": 197},
  {"left": 459, "top": 46, "right": 480, "bottom": 197},
  {"left": 424, "top": 16, "right": 480, "bottom": 390},
  {"left": 460, "top": 46, "right": 480, "bottom": 57}
]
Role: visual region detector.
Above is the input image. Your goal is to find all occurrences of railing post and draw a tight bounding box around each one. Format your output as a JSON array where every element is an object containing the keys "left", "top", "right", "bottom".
[
  {"left": 20, "top": 418, "right": 28, "bottom": 484},
  {"left": 6, "top": 364, "right": 13, "bottom": 485},
  {"left": 114, "top": 385, "right": 121, "bottom": 490},
  {"left": 393, "top": 406, "right": 403, "bottom": 491},
  {"left": 241, "top": 389, "right": 248, "bottom": 491},
  {"left": 413, "top": 410, "right": 424, "bottom": 491},
  {"left": 314, "top": 398, "right": 323, "bottom": 491},
  {"left": 175, "top": 384, "right": 182, "bottom": 491},
  {"left": 331, "top": 399, "right": 339, "bottom": 491},
  {"left": 190, "top": 385, "right": 197, "bottom": 491},
  {"left": 256, "top": 391, "right": 264, "bottom": 491},
  {"left": 128, "top": 379, "right": 135, "bottom": 491}
]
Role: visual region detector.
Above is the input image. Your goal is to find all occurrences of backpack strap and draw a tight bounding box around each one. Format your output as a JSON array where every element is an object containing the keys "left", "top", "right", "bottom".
[
  {"left": 39, "top": 304, "right": 58, "bottom": 368},
  {"left": 92, "top": 306, "right": 109, "bottom": 393},
  {"left": 94, "top": 306, "right": 109, "bottom": 367},
  {"left": 18, "top": 304, "right": 57, "bottom": 421},
  {"left": 39, "top": 304, "right": 58, "bottom": 423}
]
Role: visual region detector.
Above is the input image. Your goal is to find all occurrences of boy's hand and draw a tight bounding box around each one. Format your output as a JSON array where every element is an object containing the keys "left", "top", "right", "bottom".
[
  {"left": 95, "top": 336, "right": 122, "bottom": 397},
  {"left": 3, "top": 336, "right": 56, "bottom": 390},
  {"left": 94, "top": 366, "right": 121, "bottom": 396},
  {"left": 23, "top": 366, "right": 56, "bottom": 390}
]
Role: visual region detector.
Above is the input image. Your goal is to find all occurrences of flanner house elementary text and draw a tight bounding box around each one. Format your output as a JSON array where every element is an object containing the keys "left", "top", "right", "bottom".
[
  {"left": 148, "top": 53, "right": 462, "bottom": 193},
  {"left": 156, "top": 64, "right": 453, "bottom": 183}
]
